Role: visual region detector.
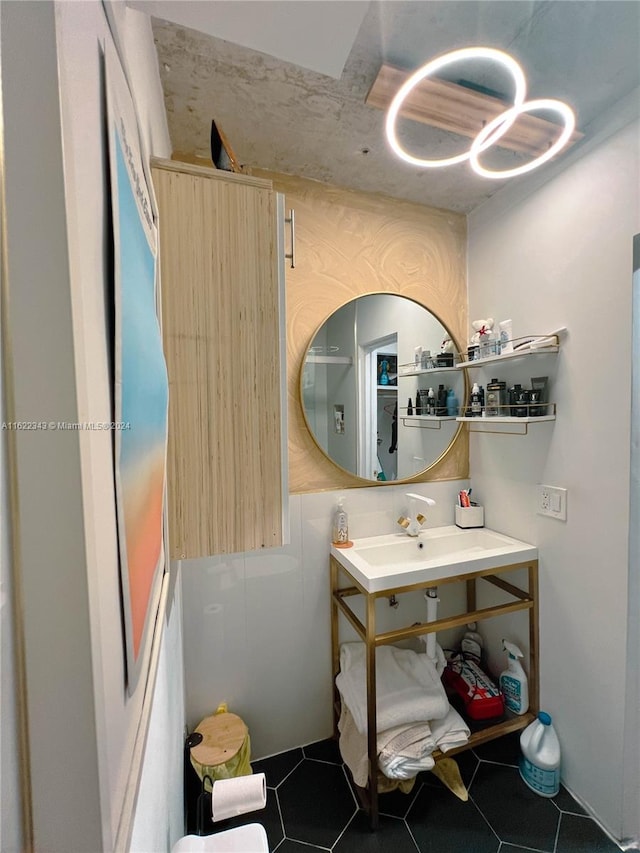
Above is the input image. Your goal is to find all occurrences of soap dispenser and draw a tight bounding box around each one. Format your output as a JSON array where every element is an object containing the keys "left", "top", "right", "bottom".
[{"left": 332, "top": 498, "right": 352, "bottom": 548}]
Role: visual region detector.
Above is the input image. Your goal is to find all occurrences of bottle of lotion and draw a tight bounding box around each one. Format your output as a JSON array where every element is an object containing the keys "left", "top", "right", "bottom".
[
  {"left": 471, "top": 382, "right": 482, "bottom": 417},
  {"left": 500, "top": 639, "right": 529, "bottom": 714}
]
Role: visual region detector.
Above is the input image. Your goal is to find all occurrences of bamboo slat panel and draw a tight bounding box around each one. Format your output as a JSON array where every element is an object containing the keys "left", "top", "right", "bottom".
[
  {"left": 250, "top": 170, "right": 469, "bottom": 493},
  {"left": 152, "top": 161, "right": 283, "bottom": 558}
]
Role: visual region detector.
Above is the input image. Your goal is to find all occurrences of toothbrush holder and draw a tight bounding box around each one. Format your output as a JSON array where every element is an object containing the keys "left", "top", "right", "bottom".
[{"left": 455, "top": 504, "right": 485, "bottom": 529}]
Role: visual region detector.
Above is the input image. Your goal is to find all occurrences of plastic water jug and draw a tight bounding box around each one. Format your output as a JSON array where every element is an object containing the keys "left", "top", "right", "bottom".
[{"left": 519, "top": 711, "right": 560, "bottom": 797}]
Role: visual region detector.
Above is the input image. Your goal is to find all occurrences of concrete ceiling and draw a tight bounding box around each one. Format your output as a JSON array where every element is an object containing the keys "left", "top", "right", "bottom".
[{"left": 138, "top": 1, "right": 639, "bottom": 213}]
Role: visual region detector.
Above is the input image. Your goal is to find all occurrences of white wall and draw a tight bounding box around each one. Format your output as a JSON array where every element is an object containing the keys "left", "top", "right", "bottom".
[
  {"left": 0, "top": 2, "right": 183, "bottom": 850},
  {"left": 0, "top": 13, "right": 23, "bottom": 851},
  {"left": 624, "top": 244, "right": 640, "bottom": 847},
  {"left": 0, "top": 247, "right": 23, "bottom": 851},
  {"left": 54, "top": 2, "right": 185, "bottom": 849},
  {"left": 181, "top": 480, "right": 467, "bottom": 759},
  {"left": 1, "top": 2, "right": 103, "bottom": 848},
  {"left": 468, "top": 105, "right": 639, "bottom": 842},
  {"left": 0, "top": 445, "right": 21, "bottom": 853}
]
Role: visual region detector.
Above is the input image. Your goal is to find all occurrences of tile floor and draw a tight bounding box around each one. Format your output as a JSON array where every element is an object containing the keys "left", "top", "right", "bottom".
[{"left": 186, "top": 732, "right": 622, "bottom": 852}]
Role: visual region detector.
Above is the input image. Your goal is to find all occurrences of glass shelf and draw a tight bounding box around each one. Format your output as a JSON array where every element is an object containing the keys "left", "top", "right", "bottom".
[
  {"left": 457, "top": 344, "right": 559, "bottom": 369},
  {"left": 400, "top": 414, "right": 458, "bottom": 429},
  {"left": 306, "top": 354, "right": 353, "bottom": 365},
  {"left": 399, "top": 365, "right": 459, "bottom": 377},
  {"left": 457, "top": 415, "right": 555, "bottom": 423},
  {"left": 457, "top": 332, "right": 562, "bottom": 368},
  {"left": 456, "top": 414, "right": 555, "bottom": 435}
]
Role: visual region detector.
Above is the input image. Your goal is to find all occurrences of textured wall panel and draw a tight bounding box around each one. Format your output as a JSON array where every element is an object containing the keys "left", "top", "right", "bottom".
[{"left": 252, "top": 171, "right": 469, "bottom": 493}]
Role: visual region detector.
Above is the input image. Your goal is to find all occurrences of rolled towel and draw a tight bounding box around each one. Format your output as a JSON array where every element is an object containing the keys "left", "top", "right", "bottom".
[{"left": 336, "top": 642, "right": 449, "bottom": 735}]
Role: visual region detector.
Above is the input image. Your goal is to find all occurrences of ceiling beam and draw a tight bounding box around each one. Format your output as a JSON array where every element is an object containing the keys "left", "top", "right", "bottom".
[{"left": 366, "top": 64, "right": 583, "bottom": 158}]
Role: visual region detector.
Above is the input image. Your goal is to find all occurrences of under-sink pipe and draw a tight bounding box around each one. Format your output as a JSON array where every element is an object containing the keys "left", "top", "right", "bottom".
[{"left": 423, "top": 587, "right": 440, "bottom": 663}]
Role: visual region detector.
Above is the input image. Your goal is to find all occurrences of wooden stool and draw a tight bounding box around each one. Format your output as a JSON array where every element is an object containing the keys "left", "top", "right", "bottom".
[
  {"left": 190, "top": 712, "right": 249, "bottom": 834},
  {"left": 191, "top": 712, "right": 248, "bottom": 770}
]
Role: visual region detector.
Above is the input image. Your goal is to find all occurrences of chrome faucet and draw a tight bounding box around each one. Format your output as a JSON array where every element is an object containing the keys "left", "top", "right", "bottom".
[{"left": 398, "top": 493, "right": 436, "bottom": 536}]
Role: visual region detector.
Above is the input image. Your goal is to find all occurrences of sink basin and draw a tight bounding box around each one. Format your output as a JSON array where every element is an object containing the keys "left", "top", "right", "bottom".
[{"left": 330, "top": 525, "right": 537, "bottom": 592}]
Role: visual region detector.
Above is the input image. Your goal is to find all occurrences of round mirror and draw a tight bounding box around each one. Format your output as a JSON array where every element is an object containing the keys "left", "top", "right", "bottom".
[{"left": 300, "top": 294, "right": 466, "bottom": 482}]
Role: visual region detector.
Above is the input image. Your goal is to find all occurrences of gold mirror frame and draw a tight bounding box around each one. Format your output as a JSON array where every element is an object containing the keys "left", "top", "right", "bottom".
[{"left": 299, "top": 293, "right": 468, "bottom": 485}]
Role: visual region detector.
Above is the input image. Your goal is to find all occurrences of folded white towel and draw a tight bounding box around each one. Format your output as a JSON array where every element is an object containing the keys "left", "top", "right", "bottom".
[
  {"left": 338, "top": 703, "right": 470, "bottom": 786},
  {"left": 377, "top": 718, "right": 436, "bottom": 778},
  {"left": 431, "top": 705, "right": 470, "bottom": 753},
  {"left": 337, "top": 704, "right": 371, "bottom": 788},
  {"left": 377, "top": 706, "right": 469, "bottom": 778},
  {"left": 338, "top": 705, "right": 436, "bottom": 786},
  {"left": 381, "top": 756, "right": 436, "bottom": 779},
  {"left": 378, "top": 721, "right": 436, "bottom": 763},
  {"left": 336, "top": 642, "right": 448, "bottom": 735}
]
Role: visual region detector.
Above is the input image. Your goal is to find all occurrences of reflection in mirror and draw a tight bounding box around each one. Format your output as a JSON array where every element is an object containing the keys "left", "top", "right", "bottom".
[{"left": 301, "top": 294, "right": 465, "bottom": 482}]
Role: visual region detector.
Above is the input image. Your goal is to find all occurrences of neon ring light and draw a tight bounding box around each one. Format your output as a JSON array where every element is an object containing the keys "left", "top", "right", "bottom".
[
  {"left": 385, "top": 46, "right": 528, "bottom": 169},
  {"left": 469, "top": 98, "right": 576, "bottom": 179}
]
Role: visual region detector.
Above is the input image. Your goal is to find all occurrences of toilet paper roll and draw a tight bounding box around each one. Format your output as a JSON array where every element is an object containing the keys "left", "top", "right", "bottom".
[{"left": 211, "top": 773, "right": 266, "bottom": 822}]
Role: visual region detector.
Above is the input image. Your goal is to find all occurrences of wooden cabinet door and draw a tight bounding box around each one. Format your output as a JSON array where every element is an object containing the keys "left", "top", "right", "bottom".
[{"left": 152, "top": 160, "right": 284, "bottom": 558}]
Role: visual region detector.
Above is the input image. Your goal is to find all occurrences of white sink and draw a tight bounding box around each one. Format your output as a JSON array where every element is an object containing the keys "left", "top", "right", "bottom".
[{"left": 330, "top": 525, "right": 537, "bottom": 592}]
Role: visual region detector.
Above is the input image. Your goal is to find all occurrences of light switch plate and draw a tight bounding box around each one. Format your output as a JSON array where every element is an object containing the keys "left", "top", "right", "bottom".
[{"left": 537, "top": 485, "right": 567, "bottom": 521}]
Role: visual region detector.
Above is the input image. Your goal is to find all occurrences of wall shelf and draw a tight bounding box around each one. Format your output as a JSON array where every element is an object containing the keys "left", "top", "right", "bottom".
[
  {"left": 401, "top": 414, "right": 457, "bottom": 429},
  {"left": 400, "top": 333, "right": 561, "bottom": 373},
  {"left": 457, "top": 332, "right": 563, "bottom": 369},
  {"left": 456, "top": 333, "right": 561, "bottom": 432},
  {"left": 399, "top": 365, "right": 459, "bottom": 376},
  {"left": 457, "top": 344, "right": 559, "bottom": 369},
  {"left": 307, "top": 354, "right": 353, "bottom": 365},
  {"left": 457, "top": 414, "right": 555, "bottom": 434},
  {"left": 456, "top": 415, "right": 555, "bottom": 423}
]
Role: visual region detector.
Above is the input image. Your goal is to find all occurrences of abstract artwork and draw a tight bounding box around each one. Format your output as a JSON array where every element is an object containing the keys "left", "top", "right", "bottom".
[{"left": 106, "top": 41, "right": 168, "bottom": 692}]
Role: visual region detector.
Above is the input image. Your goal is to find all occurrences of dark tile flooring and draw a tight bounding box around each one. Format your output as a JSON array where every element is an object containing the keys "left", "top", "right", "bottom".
[{"left": 186, "top": 732, "right": 622, "bottom": 853}]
